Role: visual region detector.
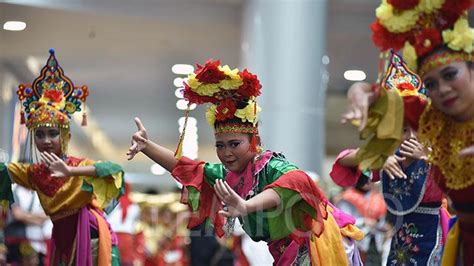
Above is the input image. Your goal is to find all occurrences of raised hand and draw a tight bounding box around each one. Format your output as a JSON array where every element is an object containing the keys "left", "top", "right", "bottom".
[
  {"left": 40, "top": 152, "right": 71, "bottom": 178},
  {"left": 382, "top": 154, "right": 406, "bottom": 179},
  {"left": 127, "top": 117, "right": 149, "bottom": 160},
  {"left": 341, "top": 82, "right": 373, "bottom": 131},
  {"left": 214, "top": 179, "right": 247, "bottom": 218},
  {"left": 460, "top": 145, "right": 474, "bottom": 158},
  {"left": 399, "top": 138, "right": 429, "bottom": 161}
]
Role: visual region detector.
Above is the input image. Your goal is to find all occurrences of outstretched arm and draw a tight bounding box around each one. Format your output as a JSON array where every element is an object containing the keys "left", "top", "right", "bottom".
[
  {"left": 341, "top": 82, "right": 380, "bottom": 131},
  {"left": 127, "top": 117, "right": 178, "bottom": 172}
]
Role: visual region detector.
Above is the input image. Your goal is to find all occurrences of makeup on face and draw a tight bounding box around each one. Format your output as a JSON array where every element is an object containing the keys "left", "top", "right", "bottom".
[
  {"left": 34, "top": 127, "right": 62, "bottom": 155},
  {"left": 215, "top": 133, "right": 255, "bottom": 173},
  {"left": 423, "top": 61, "right": 474, "bottom": 121}
]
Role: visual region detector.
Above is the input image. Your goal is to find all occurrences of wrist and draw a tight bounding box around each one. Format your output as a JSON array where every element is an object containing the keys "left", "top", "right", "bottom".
[
  {"left": 141, "top": 139, "right": 152, "bottom": 154},
  {"left": 67, "top": 166, "right": 76, "bottom": 176},
  {"left": 241, "top": 200, "right": 250, "bottom": 215}
]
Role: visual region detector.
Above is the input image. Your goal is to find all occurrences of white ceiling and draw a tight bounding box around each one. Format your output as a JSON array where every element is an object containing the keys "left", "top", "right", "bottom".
[{"left": 0, "top": 0, "right": 381, "bottom": 189}]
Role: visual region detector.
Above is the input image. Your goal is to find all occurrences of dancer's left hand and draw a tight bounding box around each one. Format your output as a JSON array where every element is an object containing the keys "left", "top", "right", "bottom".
[
  {"left": 40, "top": 152, "right": 70, "bottom": 178},
  {"left": 214, "top": 179, "right": 247, "bottom": 218},
  {"left": 399, "top": 138, "right": 429, "bottom": 161}
]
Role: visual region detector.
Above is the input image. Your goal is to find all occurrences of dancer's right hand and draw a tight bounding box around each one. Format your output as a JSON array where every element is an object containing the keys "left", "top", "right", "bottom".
[
  {"left": 341, "top": 82, "right": 373, "bottom": 131},
  {"left": 127, "top": 117, "right": 149, "bottom": 160}
]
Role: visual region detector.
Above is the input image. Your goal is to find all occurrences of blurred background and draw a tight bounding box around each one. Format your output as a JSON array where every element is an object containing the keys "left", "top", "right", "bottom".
[
  {"left": 0, "top": 1, "right": 425, "bottom": 265},
  {"left": 0, "top": 0, "right": 380, "bottom": 192}
]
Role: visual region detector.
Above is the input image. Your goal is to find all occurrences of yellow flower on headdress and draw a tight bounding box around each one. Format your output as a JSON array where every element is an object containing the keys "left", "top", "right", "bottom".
[
  {"left": 402, "top": 41, "right": 418, "bottom": 70},
  {"left": 417, "top": 0, "right": 444, "bottom": 14},
  {"left": 442, "top": 18, "right": 474, "bottom": 53},
  {"left": 187, "top": 73, "right": 201, "bottom": 89},
  {"left": 376, "top": 1, "right": 420, "bottom": 33},
  {"left": 218, "top": 65, "right": 243, "bottom": 90},
  {"left": 206, "top": 104, "right": 217, "bottom": 126},
  {"left": 234, "top": 99, "right": 261, "bottom": 125},
  {"left": 188, "top": 74, "right": 221, "bottom": 96}
]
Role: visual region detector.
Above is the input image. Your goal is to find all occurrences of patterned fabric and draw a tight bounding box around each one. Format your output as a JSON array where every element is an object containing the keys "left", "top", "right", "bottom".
[
  {"left": 16, "top": 49, "right": 89, "bottom": 130},
  {"left": 4, "top": 158, "right": 123, "bottom": 216},
  {"left": 418, "top": 103, "right": 474, "bottom": 191},
  {"left": 388, "top": 209, "right": 443, "bottom": 266},
  {"left": 171, "top": 151, "right": 362, "bottom": 265},
  {"left": 381, "top": 153, "right": 431, "bottom": 215}
]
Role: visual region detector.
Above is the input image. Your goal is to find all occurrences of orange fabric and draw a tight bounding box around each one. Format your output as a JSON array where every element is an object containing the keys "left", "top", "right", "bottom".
[
  {"left": 309, "top": 211, "right": 349, "bottom": 265},
  {"left": 341, "top": 188, "right": 386, "bottom": 220},
  {"left": 340, "top": 224, "right": 365, "bottom": 241},
  {"left": 90, "top": 207, "right": 112, "bottom": 266}
]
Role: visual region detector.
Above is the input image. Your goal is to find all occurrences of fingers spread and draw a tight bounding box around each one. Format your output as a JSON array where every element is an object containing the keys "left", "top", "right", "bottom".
[{"left": 41, "top": 152, "right": 53, "bottom": 165}]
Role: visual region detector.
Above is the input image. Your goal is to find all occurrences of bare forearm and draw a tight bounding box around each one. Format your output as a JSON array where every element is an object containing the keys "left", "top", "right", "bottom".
[
  {"left": 142, "top": 140, "right": 178, "bottom": 172},
  {"left": 69, "top": 165, "right": 97, "bottom": 177},
  {"left": 245, "top": 188, "right": 281, "bottom": 213},
  {"left": 12, "top": 207, "right": 47, "bottom": 225}
]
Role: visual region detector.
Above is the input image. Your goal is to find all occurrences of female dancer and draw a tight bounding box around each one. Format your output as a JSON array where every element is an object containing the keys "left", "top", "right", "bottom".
[
  {"left": 0, "top": 49, "right": 125, "bottom": 265},
  {"left": 127, "top": 60, "right": 364, "bottom": 265},
  {"left": 341, "top": 1, "right": 474, "bottom": 264}
]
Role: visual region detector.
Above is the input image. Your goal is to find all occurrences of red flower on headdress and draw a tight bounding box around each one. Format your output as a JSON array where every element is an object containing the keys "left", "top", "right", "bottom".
[
  {"left": 195, "top": 59, "right": 226, "bottom": 84},
  {"left": 387, "top": 0, "right": 419, "bottom": 11},
  {"left": 441, "top": 0, "right": 472, "bottom": 27},
  {"left": 44, "top": 90, "right": 63, "bottom": 103},
  {"left": 413, "top": 28, "right": 441, "bottom": 57},
  {"left": 371, "top": 21, "right": 410, "bottom": 51},
  {"left": 237, "top": 69, "right": 262, "bottom": 98},
  {"left": 183, "top": 83, "right": 217, "bottom": 104},
  {"left": 397, "top": 82, "right": 416, "bottom": 93},
  {"left": 215, "top": 99, "right": 237, "bottom": 121}
]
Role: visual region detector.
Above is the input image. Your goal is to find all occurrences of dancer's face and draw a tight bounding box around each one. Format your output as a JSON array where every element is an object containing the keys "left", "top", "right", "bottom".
[
  {"left": 422, "top": 60, "right": 474, "bottom": 122},
  {"left": 34, "top": 127, "right": 62, "bottom": 156},
  {"left": 402, "top": 124, "right": 417, "bottom": 141},
  {"left": 215, "top": 133, "right": 255, "bottom": 173}
]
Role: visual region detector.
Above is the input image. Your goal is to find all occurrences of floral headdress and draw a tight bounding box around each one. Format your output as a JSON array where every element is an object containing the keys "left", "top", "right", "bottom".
[
  {"left": 16, "top": 49, "right": 89, "bottom": 153},
  {"left": 371, "top": 0, "right": 474, "bottom": 77},
  {"left": 381, "top": 51, "right": 428, "bottom": 130},
  {"left": 176, "top": 59, "right": 262, "bottom": 157}
]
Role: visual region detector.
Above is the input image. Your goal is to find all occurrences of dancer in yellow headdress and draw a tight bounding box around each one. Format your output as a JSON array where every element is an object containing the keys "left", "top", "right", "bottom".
[{"left": 341, "top": 1, "right": 474, "bottom": 264}]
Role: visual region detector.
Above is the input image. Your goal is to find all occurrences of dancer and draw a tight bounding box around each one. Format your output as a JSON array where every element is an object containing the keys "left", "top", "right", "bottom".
[
  {"left": 341, "top": 1, "right": 474, "bottom": 264},
  {"left": 0, "top": 49, "right": 125, "bottom": 265},
  {"left": 128, "top": 60, "right": 364, "bottom": 265}
]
